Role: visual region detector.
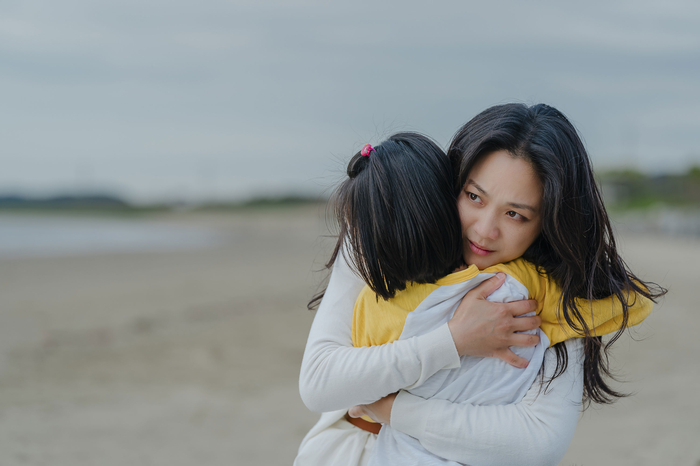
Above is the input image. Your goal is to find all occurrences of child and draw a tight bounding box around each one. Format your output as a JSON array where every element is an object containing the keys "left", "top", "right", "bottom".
[
  {"left": 331, "top": 133, "right": 653, "bottom": 465},
  {"left": 297, "top": 114, "right": 662, "bottom": 465}
]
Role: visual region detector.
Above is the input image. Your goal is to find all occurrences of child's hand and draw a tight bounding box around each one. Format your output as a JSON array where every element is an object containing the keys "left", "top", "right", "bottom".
[
  {"left": 448, "top": 272, "right": 541, "bottom": 368},
  {"left": 348, "top": 392, "right": 397, "bottom": 425}
]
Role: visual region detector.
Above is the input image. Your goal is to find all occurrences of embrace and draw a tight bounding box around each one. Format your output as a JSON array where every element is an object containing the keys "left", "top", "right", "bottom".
[{"left": 295, "top": 103, "right": 665, "bottom": 466}]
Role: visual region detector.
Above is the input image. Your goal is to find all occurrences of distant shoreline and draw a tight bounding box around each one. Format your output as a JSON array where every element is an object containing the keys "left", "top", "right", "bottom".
[
  {"left": 0, "top": 194, "right": 327, "bottom": 216},
  {"left": 0, "top": 214, "right": 228, "bottom": 259}
]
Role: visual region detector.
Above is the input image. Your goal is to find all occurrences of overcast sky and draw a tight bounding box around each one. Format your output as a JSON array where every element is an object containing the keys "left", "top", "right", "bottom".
[{"left": 1, "top": 0, "right": 699, "bottom": 203}]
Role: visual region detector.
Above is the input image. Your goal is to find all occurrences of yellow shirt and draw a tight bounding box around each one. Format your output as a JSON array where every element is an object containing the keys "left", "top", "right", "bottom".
[{"left": 352, "top": 257, "right": 653, "bottom": 348}]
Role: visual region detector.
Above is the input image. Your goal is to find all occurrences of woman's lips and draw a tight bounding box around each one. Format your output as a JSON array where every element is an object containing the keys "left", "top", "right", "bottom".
[{"left": 468, "top": 240, "right": 494, "bottom": 256}]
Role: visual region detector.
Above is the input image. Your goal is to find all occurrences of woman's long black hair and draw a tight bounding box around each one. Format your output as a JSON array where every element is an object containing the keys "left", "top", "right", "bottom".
[
  {"left": 448, "top": 103, "right": 666, "bottom": 406},
  {"left": 309, "top": 132, "right": 463, "bottom": 305}
]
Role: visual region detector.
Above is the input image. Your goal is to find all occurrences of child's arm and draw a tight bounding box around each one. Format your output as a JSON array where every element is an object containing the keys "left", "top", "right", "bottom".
[
  {"left": 487, "top": 259, "right": 654, "bottom": 346},
  {"left": 539, "top": 276, "right": 654, "bottom": 346},
  {"left": 388, "top": 338, "right": 584, "bottom": 466},
  {"left": 299, "top": 251, "right": 461, "bottom": 412}
]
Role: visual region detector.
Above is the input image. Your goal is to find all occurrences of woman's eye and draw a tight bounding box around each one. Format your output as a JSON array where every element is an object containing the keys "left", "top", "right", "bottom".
[
  {"left": 468, "top": 192, "right": 480, "bottom": 202},
  {"left": 506, "top": 211, "right": 524, "bottom": 220}
]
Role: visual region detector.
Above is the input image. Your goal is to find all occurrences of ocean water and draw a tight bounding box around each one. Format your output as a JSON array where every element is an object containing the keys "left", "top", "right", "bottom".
[{"left": 0, "top": 214, "right": 225, "bottom": 258}]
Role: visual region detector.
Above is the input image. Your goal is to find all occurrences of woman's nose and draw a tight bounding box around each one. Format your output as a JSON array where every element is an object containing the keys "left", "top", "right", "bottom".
[{"left": 473, "top": 212, "right": 499, "bottom": 240}]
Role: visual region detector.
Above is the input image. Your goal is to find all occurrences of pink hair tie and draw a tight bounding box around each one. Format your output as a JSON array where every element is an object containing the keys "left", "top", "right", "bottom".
[{"left": 361, "top": 144, "right": 375, "bottom": 157}]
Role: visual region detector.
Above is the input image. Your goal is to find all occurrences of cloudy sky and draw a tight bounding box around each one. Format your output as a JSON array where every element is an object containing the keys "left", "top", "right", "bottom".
[{"left": 1, "top": 0, "right": 699, "bottom": 203}]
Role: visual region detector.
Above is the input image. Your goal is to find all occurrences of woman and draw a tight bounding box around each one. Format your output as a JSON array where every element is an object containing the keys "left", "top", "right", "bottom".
[{"left": 297, "top": 103, "right": 664, "bottom": 465}]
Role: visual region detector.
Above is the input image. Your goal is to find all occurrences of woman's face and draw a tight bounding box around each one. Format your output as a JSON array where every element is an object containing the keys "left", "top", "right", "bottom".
[{"left": 457, "top": 150, "right": 543, "bottom": 270}]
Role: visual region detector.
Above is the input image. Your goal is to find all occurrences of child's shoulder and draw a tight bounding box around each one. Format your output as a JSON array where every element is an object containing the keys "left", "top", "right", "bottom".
[
  {"left": 355, "top": 281, "right": 442, "bottom": 312},
  {"left": 353, "top": 282, "right": 442, "bottom": 346},
  {"left": 482, "top": 258, "right": 547, "bottom": 296},
  {"left": 483, "top": 257, "right": 540, "bottom": 278}
]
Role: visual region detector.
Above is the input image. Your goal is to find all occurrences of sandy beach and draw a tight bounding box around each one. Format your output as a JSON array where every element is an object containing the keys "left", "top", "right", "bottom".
[{"left": 0, "top": 206, "right": 697, "bottom": 465}]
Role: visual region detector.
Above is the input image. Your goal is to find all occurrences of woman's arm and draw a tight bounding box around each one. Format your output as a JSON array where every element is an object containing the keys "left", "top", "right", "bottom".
[
  {"left": 299, "top": 251, "right": 541, "bottom": 413},
  {"left": 299, "top": 251, "right": 461, "bottom": 412},
  {"left": 388, "top": 338, "right": 584, "bottom": 466}
]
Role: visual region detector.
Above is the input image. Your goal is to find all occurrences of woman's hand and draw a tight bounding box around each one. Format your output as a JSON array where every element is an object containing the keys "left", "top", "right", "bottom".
[
  {"left": 448, "top": 272, "right": 541, "bottom": 368},
  {"left": 348, "top": 393, "right": 397, "bottom": 425}
]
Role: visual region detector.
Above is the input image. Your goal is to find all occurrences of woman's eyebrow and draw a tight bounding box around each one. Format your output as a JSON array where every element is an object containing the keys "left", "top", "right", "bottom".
[
  {"left": 468, "top": 179, "right": 538, "bottom": 213},
  {"left": 508, "top": 202, "right": 537, "bottom": 213},
  {"left": 466, "top": 179, "right": 487, "bottom": 195}
]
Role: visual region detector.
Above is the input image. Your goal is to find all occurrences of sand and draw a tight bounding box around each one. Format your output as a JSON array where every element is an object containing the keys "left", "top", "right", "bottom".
[{"left": 0, "top": 206, "right": 697, "bottom": 466}]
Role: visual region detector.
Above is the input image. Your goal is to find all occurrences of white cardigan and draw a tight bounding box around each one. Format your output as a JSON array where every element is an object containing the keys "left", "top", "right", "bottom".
[{"left": 299, "top": 252, "right": 584, "bottom": 466}]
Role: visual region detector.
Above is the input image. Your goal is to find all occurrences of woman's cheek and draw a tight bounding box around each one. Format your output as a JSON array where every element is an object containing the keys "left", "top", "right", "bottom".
[
  {"left": 498, "top": 224, "right": 522, "bottom": 261},
  {"left": 457, "top": 197, "right": 475, "bottom": 232},
  {"left": 512, "top": 222, "right": 540, "bottom": 256}
]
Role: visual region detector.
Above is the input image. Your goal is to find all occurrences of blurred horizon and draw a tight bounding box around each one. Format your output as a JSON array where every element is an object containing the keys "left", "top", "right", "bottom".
[{"left": 2, "top": 0, "right": 699, "bottom": 204}]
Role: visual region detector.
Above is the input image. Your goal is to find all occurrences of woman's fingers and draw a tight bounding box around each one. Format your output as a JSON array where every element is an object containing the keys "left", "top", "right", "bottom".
[
  {"left": 507, "top": 332, "right": 540, "bottom": 348},
  {"left": 507, "top": 299, "right": 538, "bottom": 317},
  {"left": 448, "top": 273, "right": 542, "bottom": 365},
  {"left": 347, "top": 393, "right": 397, "bottom": 424},
  {"left": 510, "top": 315, "right": 541, "bottom": 333},
  {"left": 474, "top": 272, "right": 507, "bottom": 298},
  {"left": 347, "top": 405, "right": 366, "bottom": 418},
  {"left": 495, "top": 349, "right": 530, "bottom": 369}
]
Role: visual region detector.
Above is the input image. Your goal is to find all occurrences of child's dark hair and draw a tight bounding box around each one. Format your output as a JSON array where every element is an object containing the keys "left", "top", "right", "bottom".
[
  {"left": 313, "top": 132, "right": 463, "bottom": 304},
  {"left": 448, "top": 103, "right": 667, "bottom": 407}
]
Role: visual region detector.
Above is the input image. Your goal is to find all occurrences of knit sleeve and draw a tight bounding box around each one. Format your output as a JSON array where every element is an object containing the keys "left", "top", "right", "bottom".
[
  {"left": 298, "top": 251, "right": 461, "bottom": 413},
  {"left": 391, "top": 338, "right": 584, "bottom": 466}
]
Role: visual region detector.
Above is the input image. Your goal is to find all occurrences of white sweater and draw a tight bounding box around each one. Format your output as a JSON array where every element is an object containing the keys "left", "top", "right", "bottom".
[{"left": 299, "top": 252, "right": 584, "bottom": 466}]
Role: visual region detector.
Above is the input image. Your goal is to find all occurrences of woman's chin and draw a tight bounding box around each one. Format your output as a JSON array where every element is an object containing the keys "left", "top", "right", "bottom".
[{"left": 463, "top": 252, "right": 498, "bottom": 270}]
